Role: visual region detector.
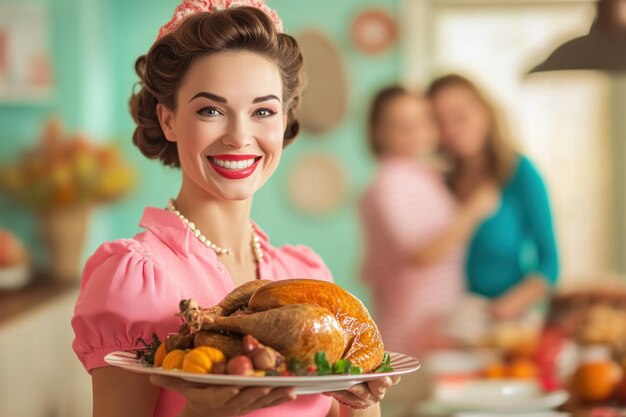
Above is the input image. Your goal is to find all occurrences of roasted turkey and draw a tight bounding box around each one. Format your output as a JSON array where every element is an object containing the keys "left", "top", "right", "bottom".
[{"left": 176, "top": 279, "right": 385, "bottom": 372}]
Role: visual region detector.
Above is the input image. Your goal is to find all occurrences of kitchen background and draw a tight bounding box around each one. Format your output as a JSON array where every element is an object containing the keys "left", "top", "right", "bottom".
[{"left": 1, "top": 0, "right": 625, "bottom": 416}]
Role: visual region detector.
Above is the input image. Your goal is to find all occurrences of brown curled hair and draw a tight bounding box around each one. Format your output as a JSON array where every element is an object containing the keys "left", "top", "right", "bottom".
[
  {"left": 129, "top": 7, "right": 304, "bottom": 168},
  {"left": 427, "top": 74, "right": 517, "bottom": 186},
  {"left": 366, "top": 85, "right": 410, "bottom": 158}
]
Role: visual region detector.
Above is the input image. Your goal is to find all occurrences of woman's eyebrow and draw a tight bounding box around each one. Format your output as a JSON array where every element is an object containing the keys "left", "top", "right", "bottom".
[
  {"left": 252, "top": 95, "right": 281, "bottom": 104},
  {"left": 189, "top": 91, "right": 227, "bottom": 103}
]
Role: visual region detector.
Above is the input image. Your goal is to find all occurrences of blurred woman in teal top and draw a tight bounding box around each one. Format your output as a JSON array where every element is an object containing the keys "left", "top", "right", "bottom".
[{"left": 428, "top": 74, "right": 559, "bottom": 321}]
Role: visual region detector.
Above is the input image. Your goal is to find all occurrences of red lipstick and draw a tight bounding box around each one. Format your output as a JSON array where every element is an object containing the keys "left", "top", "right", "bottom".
[{"left": 207, "top": 154, "right": 261, "bottom": 180}]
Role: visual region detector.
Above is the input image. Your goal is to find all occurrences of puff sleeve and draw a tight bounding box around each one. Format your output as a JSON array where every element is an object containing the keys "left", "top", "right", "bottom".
[{"left": 71, "top": 239, "right": 180, "bottom": 372}]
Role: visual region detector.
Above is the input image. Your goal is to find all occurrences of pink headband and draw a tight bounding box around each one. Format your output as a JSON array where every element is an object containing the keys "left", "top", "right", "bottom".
[{"left": 157, "top": 0, "right": 283, "bottom": 40}]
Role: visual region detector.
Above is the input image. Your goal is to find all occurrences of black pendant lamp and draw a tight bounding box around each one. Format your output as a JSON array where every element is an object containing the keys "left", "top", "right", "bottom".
[{"left": 529, "top": 0, "right": 626, "bottom": 73}]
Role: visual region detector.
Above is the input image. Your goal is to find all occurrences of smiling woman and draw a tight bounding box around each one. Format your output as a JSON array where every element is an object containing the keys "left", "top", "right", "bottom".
[
  {"left": 70, "top": 2, "right": 397, "bottom": 417},
  {"left": 154, "top": 51, "right": 285, "bottom": 203}
]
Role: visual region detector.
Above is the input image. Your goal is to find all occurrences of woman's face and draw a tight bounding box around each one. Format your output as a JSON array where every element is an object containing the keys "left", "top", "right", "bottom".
[
  {"left": 158, "top": 51, "right": 286, "bottom": 201},
  {"left": 431, "top": 85, "right": 491, "bottom": 159},
  {"left": 377, "top": 95, "right": 439, "bottom": 158}
]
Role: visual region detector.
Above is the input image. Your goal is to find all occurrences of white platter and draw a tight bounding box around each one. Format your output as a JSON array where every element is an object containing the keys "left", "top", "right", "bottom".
[
  {"left": 432, "top": 380, "right": 569, "bottom": 413},
  {"left": 105, "top": 351, "right": 420, "bottom": 395}
]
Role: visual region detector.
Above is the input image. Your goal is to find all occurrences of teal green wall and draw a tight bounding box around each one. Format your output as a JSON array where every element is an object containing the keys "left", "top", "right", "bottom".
[
  {"left": 0, "top": 0, "right": 115, "bottom": 265},
  {"left": 0, "top": 0, "right": 401, "bottom": 303}
]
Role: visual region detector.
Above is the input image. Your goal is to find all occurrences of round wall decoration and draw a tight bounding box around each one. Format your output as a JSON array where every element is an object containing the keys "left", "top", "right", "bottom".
[
  {"left": 351, "top": 9, "right": 397, "bottom": 55},
  {"left": 287, "top": 153, "right": 348, "bottom": 215},
  {"left": 296, "top": 30, "right": 348, "bottom": 135}
]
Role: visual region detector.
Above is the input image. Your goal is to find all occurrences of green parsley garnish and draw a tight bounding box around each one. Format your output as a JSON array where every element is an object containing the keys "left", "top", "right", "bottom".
[
  {"left": 314, "top": 352, "right": 333, "bottom": 375},
  {"left": 288, "top": 351, "right": 391, "bottom": 376},
  {"left": 135, "top": 333, "right": 162, "bottom": 366},
  {"left": 374, "top": 352, "right": 394, "bottom": 373}
]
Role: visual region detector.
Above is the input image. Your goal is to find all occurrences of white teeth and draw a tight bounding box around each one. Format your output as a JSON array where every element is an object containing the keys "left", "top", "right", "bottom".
[{"left": 209, "top": 157, "right": 257, "bottom": 170}]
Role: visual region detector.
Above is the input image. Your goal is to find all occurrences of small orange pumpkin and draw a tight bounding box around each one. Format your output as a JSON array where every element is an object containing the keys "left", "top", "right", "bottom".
[
  {"left": 154, "top": 343, "right": 167, "bottom": 368},
  {"left": 162, "top": 349, "right": 187, "bottom": 370},
  {"left": 182, "top": 347, "right": 226, "bottom": 374}
]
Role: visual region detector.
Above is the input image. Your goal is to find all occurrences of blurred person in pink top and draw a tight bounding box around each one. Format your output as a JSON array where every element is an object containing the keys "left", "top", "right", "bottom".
[
  {"left": 71, "top": 3, "right": 398, "bottom": 417},
  {"left": 359, "top": 86, "right": 498, "bottom": 358}
]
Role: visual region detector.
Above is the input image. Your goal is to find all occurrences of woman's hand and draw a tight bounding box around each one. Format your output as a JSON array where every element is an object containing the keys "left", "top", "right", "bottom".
[
  {"left": 490, "top": 297, "right": 525, "bottom": 321},
  {"left": 149, "top": 375, "right": 295, "bottom": 417},
  {"left": 410, "top": 182, "right": 500, "bottom": 267},
  {"left": 490, "top": 276, "right": 549, "bottom": 321},
  {"left": 324, "top": 376, "right": 400, "bottom": 411}
]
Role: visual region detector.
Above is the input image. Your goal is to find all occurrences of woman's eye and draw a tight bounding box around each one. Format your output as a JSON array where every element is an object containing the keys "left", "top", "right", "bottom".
[
  {"left": 197, "top": 107, "right": 222, "bottom": 117},
  {"left": 254, "top": 108, "right": 277, "bottom": 118}
]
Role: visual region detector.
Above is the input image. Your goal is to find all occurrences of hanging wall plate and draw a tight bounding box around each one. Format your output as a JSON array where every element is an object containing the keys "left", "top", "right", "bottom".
[
  {"left": 287, "top": 153, "right": 348, "bottom": 216},
  {"left": 351, "top": 8, "right": 397, "bottom": 55},
  {"left": 296, "top": 30, "right": 348, "bottom": 135}
]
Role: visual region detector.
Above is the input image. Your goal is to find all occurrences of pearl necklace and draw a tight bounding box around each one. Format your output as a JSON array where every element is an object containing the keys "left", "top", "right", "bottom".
[{"left": 166, "top": 198, "right": 263, "bottom": 263}]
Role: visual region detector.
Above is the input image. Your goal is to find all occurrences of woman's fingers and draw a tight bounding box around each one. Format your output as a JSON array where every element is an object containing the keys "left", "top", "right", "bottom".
[
  {"left": 329, "top": 389, "right": 365, "bottom": 405},
  {"left": 228, "top": 387, "right": 296, "bottom": 415},
  {"left": 251, "top": 387, "right": 295, "bottom": 408},
  {"left": 240, "top": 387, "right": 296, "bottom": 412},
  {"left": 325, "top": 377, "right": 399, "bottom": 410},
  {"left": 346, "top": 383, "right": 376, "bottom": 402},
  {"left": 227, "top": 386, "right": 272, "bottom": 410},
  {"left": 366, "top": 376, "right": 394, "bottom": 399},
  {"left": 148, "top": 375, "right": 239, "bottom": 407},
  {"left": 149, "top": 375, "right": 297, "bottom": 415}
]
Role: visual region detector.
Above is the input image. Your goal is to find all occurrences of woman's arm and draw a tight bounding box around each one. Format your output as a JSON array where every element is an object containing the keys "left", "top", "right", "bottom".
[
  {"left": 410, "top": 182, "right": 499, "bottom": 266},
  {"left": 490, "top": 275, "right": 548, "bottom": 321},
  {"left": 491, "top": 159, "right": 558, "bottom": 320},
  {"left": 92, "top": 367, "right": 160, "bottom": 417},
  {"left": 520, "top": 160, "right": 559, "bottom": 286},
  {"left": 363, "top": 166, "right": 497, "bottom": 268}
]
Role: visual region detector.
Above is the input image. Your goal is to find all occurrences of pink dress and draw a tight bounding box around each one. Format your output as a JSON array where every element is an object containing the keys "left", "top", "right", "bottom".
[
  {"left": 359, "top": 157, "right": 464, "bottom": 357},
  {"left": 72, "top": 207, "right": 333, "bottom": 417}
]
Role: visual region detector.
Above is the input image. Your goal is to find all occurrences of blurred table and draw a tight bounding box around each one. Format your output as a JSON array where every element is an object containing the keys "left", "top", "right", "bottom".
[
  {"left": 0, "top": 272, "right": 77, "bottom": 325},
  {"left": 563, "top": 403, "right": 626, "bottom": 417},
  {"left": 387, "top": 401, "right": 626, "bottom": 417},
  {"left": 0, "top": 275, "right": 89, "bottom": 417}
]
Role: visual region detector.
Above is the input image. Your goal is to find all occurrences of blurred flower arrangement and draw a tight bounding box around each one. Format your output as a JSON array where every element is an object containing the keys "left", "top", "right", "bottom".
[
  {"left": 0, "top": 118, "right": 135, "bottom": 282},
  {"left": 0, "top": 118, "right": 135, "bottom": 210}
]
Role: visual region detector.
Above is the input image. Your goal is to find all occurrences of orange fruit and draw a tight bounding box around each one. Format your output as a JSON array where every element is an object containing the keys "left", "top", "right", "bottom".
[
  {"left": 153, "top": 343, "right": 167, "bottom": 368},
  {"left": 573, "top": 362, "right": 621, "bottom": 402},
  {"left": 506, "top": 358, "right": 538, "bottom": 379},
  {"left": 484, "top": 362, "right": 506, "bottom": 379}
]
